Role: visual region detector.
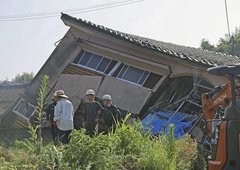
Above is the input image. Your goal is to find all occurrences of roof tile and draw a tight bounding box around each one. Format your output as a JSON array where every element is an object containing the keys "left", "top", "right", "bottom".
[
  {"left": 0, "top": 85, "right": 26, "bottom": 102},
  {"left": 61, "top": 13, "right": 240, "bottom": 67}
]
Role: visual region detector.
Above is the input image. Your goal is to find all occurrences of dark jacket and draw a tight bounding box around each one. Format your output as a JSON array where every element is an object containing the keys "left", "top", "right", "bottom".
[
  {"left": 46, "top": 102, "right": 57, "bottom": 123},
  {"left": 84, "top": 101, "right": 103, "bottom": 125},
  {"left": 103, "top": 104, "right": 121, "bottom": 128}
]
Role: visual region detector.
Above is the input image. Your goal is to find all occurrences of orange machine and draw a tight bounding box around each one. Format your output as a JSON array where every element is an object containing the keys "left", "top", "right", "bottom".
[
  {"left": 202, "top": 81, "right": 233, "bottom": 137},
  {"left": 201, "top": 65, "right": 240, "bottom": 170}
]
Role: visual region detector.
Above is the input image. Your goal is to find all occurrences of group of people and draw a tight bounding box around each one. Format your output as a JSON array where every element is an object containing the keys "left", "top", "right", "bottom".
[{"left": 45, "top": 89, "right": 121, "bottom": 144}]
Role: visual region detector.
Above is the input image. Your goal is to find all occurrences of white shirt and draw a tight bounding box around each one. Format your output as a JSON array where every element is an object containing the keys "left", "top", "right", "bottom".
[{"left": 54, "top": 98, "right": 74, "bottom": 131}]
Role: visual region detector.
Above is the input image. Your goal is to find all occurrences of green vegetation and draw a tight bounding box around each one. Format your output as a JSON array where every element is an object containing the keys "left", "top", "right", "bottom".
[
  {"left": 200, "top": 27, "right": 240, "bottom": 57},
  {"left": 12, "top": 72, "right": 34, "bottom": 84},
  {"left": 0, "top": 75, "right": 206, "bottom": 169},
  {"left": 0, "top": 123, "right": 205, "bottom": 170}
]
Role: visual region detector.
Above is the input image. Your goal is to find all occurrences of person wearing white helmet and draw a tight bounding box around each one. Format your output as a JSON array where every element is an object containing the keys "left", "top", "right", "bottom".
[
  {"left": 102, "top": 94, "right": 121, "bottom": 134},
  {"left": 86, "top": 89, "right": 95, "bottom": 96},
  {"left": 82, "top": 89, "right": 103, "bottom": 137}
]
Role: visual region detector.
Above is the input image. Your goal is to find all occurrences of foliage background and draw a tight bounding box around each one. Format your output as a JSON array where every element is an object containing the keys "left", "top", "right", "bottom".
[
  {"left": 0, "top": 123, "right": 206, "bottom": 170},
  {"left": 200, "top": 27, "right": 240, "bottom": 57},
  {"left": 12, "top": 72, "right": 34, "bottom": 84}
]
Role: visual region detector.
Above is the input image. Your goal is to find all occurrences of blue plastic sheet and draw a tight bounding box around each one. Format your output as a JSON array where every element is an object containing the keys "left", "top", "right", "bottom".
[{"left": 141, "top": 111, "right": 192, "bottom": 138}]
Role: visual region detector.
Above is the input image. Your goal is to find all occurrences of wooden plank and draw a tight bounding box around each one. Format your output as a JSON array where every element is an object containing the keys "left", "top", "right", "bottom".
[
  {"left": 63, "top": 64, "right": 104, "bottom": 76},
  {"left": 14, "top": 116, "right": 28, "bottom": 128}
]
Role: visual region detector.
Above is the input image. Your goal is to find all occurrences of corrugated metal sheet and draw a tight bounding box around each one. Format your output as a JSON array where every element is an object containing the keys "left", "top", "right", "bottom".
[{"left": 63, "top": 63, "right": 105, "bottom": 76}]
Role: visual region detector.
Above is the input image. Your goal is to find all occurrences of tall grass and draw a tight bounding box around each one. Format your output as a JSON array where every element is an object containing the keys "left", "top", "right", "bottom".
[
  {"left": 61, "top": 122, "right": 202, "bottom": 170},
  {"left": 0, "top": 121, "right": 204, "bottom": 170}
]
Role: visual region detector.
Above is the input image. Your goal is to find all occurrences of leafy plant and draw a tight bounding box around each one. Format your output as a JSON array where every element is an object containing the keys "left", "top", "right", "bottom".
[
  {"left": 0, "top": 107, "right": 202, "bottom": 169},
  {"left": 175, "top": 135, "right": 198, "bottom": 170},
  {"left": 1, "top": 75, "right": 59, "bottom": 169}
]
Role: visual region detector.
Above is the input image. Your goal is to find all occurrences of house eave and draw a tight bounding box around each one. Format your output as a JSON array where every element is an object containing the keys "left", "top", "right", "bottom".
[{"left": 61, "top": 13, "right": 210, "bottom": 71}]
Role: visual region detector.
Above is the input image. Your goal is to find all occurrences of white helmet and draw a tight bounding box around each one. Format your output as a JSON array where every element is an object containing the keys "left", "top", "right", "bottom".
[
  {"left": 86, "top": 89, "right": 95, "bottom": 95},
  {"left": 103, "top": 94, "right": 112, "bottom": 101}
]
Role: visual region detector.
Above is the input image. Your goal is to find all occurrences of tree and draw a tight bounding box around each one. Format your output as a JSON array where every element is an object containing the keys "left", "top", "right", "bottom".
[
  {"left": 200, "top": 27, "right": 240, "bottom": 57},
  {"left": 200, "top": 39, "right": 215, "bottom": 52},
  {"left": 12, "top": 72, "right": 34, "bottom": 84}
]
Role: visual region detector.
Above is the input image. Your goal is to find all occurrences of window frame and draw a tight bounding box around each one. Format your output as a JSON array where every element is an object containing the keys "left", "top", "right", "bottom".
[
  {"left": 138, "top": 71, "right": 150, "bottom": 85},
  {"left": 74, "top": 50, "right": 116, "bottom": 75},
  {"left": 13, "top": 98, "right": 36, "bottom": 120},
  {"left": 74, "top": 50, "right": 163, "bottom": 89},
  {"left": 116, "top": 64, "right": 150, "bottom": 86},
  {"left": 96, "top": 57, "right": 112, "bottom": 73}
]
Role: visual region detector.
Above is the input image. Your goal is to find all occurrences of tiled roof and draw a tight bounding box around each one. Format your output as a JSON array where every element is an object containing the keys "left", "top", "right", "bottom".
[
  {"left": 0, "top": 81, "right": 23, "bottom": 86},
  {"left": 61, "top": 13, "right": 240, "bottom": 67},
  {"left": 0, "top": 85, "right": 26, "bottom": 102}
]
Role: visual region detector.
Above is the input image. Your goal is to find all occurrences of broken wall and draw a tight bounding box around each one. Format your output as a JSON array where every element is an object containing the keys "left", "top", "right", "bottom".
[
  {"left": 53, "top": 74, "right": 102, "bottom": 111},
  {"left": 96, "top": 76, "right": 152, "bottom": 114}
]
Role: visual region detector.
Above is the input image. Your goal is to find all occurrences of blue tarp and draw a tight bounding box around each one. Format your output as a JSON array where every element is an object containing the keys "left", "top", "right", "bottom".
[{"left": 141, "top": 111, "right": 192, "bottom": 138}]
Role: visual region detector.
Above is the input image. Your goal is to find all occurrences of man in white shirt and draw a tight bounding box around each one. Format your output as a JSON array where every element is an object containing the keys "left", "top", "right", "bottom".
[{"left": 53, "top": 90, "right": 74, "bottom": 144}]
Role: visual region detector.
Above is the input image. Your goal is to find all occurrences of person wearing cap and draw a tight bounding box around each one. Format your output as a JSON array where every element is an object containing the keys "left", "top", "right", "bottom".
[
  {"left": 53, "top": 90, "right": 74, "bottom": 144},
  {"left": 102, "top": 94, "right": 121, "bottom": 134},
  {"left": 45, "top": 99, "right": 57, "bottom": 145},
  {"left": 82, "top": 89, "right": 103, "bottom": 137}
]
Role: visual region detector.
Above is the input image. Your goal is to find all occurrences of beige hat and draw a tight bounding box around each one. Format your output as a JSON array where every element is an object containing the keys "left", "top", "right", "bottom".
[{"left": 53, "top": 90, "right": 68, "bottom": 98}]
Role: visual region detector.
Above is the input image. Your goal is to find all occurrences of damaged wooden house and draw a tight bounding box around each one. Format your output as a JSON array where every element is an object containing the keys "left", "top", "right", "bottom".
[
  {"left": 1, "top": 13, "right": 240, "bottom": 138},
  {"left": 0, "top": 81, "right": 26, "bottom": 123}
]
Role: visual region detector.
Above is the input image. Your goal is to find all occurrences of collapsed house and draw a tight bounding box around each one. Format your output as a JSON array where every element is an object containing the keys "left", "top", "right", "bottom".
[
  {"left": 1, "top": 13, "right": 240, "bottom": 139},
  {"left": 0, "top": 81, "right": 26, "bottom": 123}
]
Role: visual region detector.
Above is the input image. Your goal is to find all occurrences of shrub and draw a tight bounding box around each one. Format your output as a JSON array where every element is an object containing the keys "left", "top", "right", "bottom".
[
  {"left": 138, "top": 125, "right": 178, "bottom": 170},
  {"left": 62, "top": 129, "right": 123, "bottom": 169},
  {"left": 138, "top": 136, "right": 169, "bottom": 170},
  {"left": 175, "top": 135, "right": 197, "bottom": 170},
  {"left": 0, "top": 75, "right": 203, "bottom": 170},
  {"left": 61, "top": 122, "right": 201, "bottom": 170},
  {"left": 0, "top": 147, "right": 11, "bottom": 162},
  {"left": 192, "top": 144, "right": 207, "bottom": 170},
  {"left": 0, "top": 118, "right": 202, "bottom": 170}
]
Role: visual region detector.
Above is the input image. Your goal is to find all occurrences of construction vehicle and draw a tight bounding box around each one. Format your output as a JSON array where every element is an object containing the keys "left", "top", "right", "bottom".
[{"left": 201, "top": 65, "right": 240, "bottom": 170}]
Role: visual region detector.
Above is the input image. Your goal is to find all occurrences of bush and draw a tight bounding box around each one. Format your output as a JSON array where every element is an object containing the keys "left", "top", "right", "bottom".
[
  {"left": 60, "top": 122, "right": 201, "bottom": 170},
  {"left": 62, "top": 122, "right": 147, "bottom": 169},
  {"left": 0, "top": 122, "right": 202, "bottom": 170},
  {"left": 0, "top": 147, "right": 11, "bottom": 162},
  {"left": 175, "top": 135, "right": 197, "bottom": 170},
  {"left": 62, "top": 130, "right": 121, "bottom": 169}
]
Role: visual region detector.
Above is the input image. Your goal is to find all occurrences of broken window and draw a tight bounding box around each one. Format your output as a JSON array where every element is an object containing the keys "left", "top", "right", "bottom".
[
  {"left": 117, "top": 65, "right": 148, "bottom": 84},
  {"left": 143, "top": 73, "right": 163, "bottom": 89},
  {"left": 73, "top": 50, "right": 118, "bottom": 74},
  {"left": 13, "top": 99, "right": 36, "bottom": 120},
  {"left": 114, "top": 64, "right": 162, "bottom": 88}
]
